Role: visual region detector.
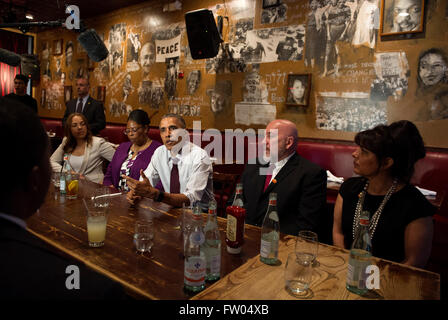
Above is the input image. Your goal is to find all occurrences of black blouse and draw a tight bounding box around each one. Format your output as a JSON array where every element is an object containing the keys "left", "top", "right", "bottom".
[{"left": 339, "top": 177, "right": 436, "bottom": 263}]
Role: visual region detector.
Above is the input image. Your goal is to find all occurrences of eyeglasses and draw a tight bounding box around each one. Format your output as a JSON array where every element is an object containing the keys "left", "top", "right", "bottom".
[{"left": 123, "top": 127, "right": 143, "bottom": 135}]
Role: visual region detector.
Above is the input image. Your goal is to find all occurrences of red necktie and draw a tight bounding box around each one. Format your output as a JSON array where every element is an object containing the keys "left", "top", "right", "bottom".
[
  {"left": 263, "top": 174, "right": 272, "bottom": 192},
  {"left": 76, "top": 99, "right": 83, "bottom": 113},
  {"left": 170, "top": 163, "right": 180, "bottom": 194}
]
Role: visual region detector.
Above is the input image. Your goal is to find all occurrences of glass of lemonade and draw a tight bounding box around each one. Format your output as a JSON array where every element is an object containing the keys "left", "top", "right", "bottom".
[
  {"left": 66, "top": 173, "right": 79, "bottom": 199},
  {"left": 83, "top": 186, "right": 110, "bottom": 247}
]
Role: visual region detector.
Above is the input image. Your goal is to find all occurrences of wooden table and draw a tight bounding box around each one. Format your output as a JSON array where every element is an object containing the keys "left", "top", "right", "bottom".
[
  {"left": 27, "top": 180, "right": 440, "bottom": 300},
  {"left": 26, "top": 180, "right": 261, "bottom": 300},
  {"left": 192, "top": 235, "right": 440, "bottom": 300}
]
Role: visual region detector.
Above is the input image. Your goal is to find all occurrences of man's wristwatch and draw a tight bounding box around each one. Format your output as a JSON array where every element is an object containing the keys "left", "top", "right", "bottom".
[{"left": 155, "top": 190, "right": 164, "bottom": 202}]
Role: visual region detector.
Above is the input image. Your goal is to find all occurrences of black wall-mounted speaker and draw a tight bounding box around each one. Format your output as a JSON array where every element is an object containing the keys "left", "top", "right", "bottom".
[{"left": 185, "top": 9, "right": 223, "bottom": 60}]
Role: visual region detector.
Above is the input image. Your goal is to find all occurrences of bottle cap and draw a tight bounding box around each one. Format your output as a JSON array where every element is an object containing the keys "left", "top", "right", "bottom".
[{"left": 227, "top": 245, "right": 242, "bottom": 254}]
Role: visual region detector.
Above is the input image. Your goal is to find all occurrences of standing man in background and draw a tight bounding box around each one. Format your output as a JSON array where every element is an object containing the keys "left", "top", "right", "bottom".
[
  {"left": 4, "top": 74, "right": 38, "bottom": 113},
  {"left": 62, "top": 77, "right": 106, "bottom": 135}
]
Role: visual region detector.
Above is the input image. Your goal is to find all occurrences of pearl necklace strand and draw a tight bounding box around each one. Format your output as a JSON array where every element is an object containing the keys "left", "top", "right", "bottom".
[{"left": 352, "top": 178, "right": 398, "bottom": 240}]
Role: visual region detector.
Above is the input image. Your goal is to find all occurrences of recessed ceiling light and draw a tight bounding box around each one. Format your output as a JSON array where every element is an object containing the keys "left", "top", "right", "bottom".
[{"left": 25, "top": 14, "right": 34, "bottom": 20}]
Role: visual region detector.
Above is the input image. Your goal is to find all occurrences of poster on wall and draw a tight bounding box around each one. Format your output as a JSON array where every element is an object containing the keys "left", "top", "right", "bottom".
[
  {"left": 315, "top": 93, "right": 387, "bottom": 132},
  {"left": 371, "top": 51, "right": 409, "bottom": 101},
  {"left": 127, "top": 31, "right": 141, "bottom": 72},
  {"left": 242, "top": 25, "right": 305, "bottom": 63},
  {"left": 235, "top": 103, "right": 276, "bottom": 126},
  {"left": 206, "top": 80, "right": 232, "bottom": 114},
  {"left": 261, "top": 3, "right": 287, "bottom": 24},
  {"left": 155, "top": 35, "right": 181, "bottom": 63}
]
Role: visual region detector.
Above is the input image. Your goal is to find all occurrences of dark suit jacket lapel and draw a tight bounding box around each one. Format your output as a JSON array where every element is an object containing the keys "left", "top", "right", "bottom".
[{"left": 264, "top": 153, "right": 300, "bottom": 194}]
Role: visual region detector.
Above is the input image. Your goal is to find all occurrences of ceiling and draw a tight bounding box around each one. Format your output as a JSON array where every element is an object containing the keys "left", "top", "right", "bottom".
[{"left": 0, "top": 0, "right": 152, "bottom": 30}]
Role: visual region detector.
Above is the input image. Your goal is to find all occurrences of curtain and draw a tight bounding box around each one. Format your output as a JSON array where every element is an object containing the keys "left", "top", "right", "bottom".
[{"left": 0, "top": 29, "right": 30, "bottom": 96}]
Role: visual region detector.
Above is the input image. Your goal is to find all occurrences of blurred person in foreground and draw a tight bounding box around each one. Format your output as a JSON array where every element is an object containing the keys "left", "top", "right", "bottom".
[
  {"left": 51, "top": 113, "right": 116, "bottom": 183},
  {"left": 333, "top": 120, "right": 435, "bottom": 268},
  {"left": 103, "top": 109, "right": 162, "bottom": 190},
  {"left": 0, "top": 98, "right": 124, "bottom": 299}
]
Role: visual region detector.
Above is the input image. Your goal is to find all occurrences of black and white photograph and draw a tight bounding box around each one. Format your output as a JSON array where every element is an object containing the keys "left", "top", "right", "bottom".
[
  {"left": 138, "top": 80, "right": 164, "bottom": 109},
  {"left": 417, "top": 48, "right": 448, "bottom": 91},
  {"left": 230, "top": 18, "right": 254, "bottom": 46},
  {"left": 164, "top": 57, "right": 179, "bottom": 100},
  {"left": 237, "top": 25, "right": 305, "bottom": 64},
  {"left": 168, "top": 104, "right": 201, "bottom": 117},
  {"left": 108, "top": 23, "right": 126, "bottom": 76},
  {"left": 242, "top": 71, "right": 269, "bottom": 103},
  {"left": 126, "top": 31, "right": 141, "bottom": 72},
  {"left": 54, "top": 59, "right": 62, "bottom": 80},
  {"left": 316, "top": 95, "right": 387, "bottom": 132},
  {"left": 109, "top": 98, "right": 133, "bottom": 118},
  {"left": 206, "top": 43, "right": 247, "bottom": 74},
  {"left": 380, "top": 0, "right": 424, "bottom": 35},
  {"left": 53, "top": 39, "right": 62, "bottom": 55},
  {"left": 263, "top": 0, "right": 280, "bottom": 9},
  {"left": 286, "top": 74, "right": 311, "bottom": 106},
  {"left": 139, "top": 42, "right": 155, "bottom": 78},
  {"left": 186, "top": 70, "right": 201, "bottom": 95},
  {"left": 351, "top": 0, "right": 380, "bottom": 49},
  {"left": 371, "top": 51, "right": 409, "bottom": 101},
  {"left": 261, "top": 3, "right": 287, "bottom": 24},
  {"left": 65, "top": 41, "right": 74, "bottom": 67},
  {"left": 122, "top": 73, "right": 133, "bottom": 101},
  {"left": 207, "top": 80, "right": 232, "bottom": 114},
  {"left": 64, "top": 86, "right": 72, "bottom": 103}
]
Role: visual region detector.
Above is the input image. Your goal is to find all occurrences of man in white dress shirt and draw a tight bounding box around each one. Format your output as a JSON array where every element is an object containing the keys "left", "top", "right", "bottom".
[{"left": 124, "top": 114, "right": 213, "bottom": 208}]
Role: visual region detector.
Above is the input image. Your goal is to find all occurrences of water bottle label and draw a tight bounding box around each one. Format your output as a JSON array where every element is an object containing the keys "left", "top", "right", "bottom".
[
  {"left": 184, "top": 257, "right": 206, "bottom": 287},
  {"left": 226, "top": 215, "right": 237, "bottom": 242},
  {"left": 260, "top": 239, "right": 271, "bottom": 258},
  {"left": 268, "top": 211, "right": 279, "bottom": 222},
  {"left": 210, "top": 255, "right": 221, "bottom": 274}
]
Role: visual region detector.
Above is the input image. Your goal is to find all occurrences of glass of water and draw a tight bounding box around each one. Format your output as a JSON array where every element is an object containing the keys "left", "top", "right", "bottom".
[
  {"left": 295, "top": 230, "right": 319, "bottom": 263},
  {"left": 284, "top": 252, "right": 313, "bottom": 296},
  {"left": 134, "top": 219, "right": 154, "bottom": 253}
]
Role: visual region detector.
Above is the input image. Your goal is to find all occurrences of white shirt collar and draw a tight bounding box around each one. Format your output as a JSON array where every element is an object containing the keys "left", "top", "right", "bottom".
[
  {"left": 272, "top": 152, "right": 294, "bottom": 168},
  {"left": 0, "top": 212, "right": 27, "bottom": 230}
]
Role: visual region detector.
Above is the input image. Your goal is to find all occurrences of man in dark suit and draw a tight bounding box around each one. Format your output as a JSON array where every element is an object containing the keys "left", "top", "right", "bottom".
[
  {"left": 62, "top": 77, "right": 106, "bottom": 135},
  {"left": 240, "top": 119, "right": 327, "bottom": 236},
  {"left": 0, "top": 98, "right": 124, "bottom": 300}
]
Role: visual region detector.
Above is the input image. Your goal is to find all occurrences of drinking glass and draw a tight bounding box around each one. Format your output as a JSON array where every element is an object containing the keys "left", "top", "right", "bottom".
[
  {"left": 52, "top": 172, "right": 61, "bottom": 189},
  {"left": 295, "top": 230, "right": 319, "bottom": 263},
  {"left": 83, "top": 186, "right": 110, "bottom": 247},
  {"left": 182, "top": 203, "right": 193, "bottom": 254},
  {"left": 134, "top": 219, "right": 155, "bottom": 253},
  {"left": 66, "top": 173, "right": 80, "bottom": 199},
  {"left": 284, "top": 252, "right": 313, "bottom": 296}
]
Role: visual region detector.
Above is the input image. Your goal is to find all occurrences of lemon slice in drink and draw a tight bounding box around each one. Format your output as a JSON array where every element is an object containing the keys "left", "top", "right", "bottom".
[{"left": 68, "top": 180, "right": 78, "bottom": 193}]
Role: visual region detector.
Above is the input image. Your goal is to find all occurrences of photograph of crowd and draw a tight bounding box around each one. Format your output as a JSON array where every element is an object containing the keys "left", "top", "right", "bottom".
[{"left": 316, "top": 95, "right": 387, "bottom": 132}]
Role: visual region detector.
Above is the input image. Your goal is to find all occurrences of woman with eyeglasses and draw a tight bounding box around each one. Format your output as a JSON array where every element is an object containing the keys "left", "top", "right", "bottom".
[
  {"left": 103, "top": 109, "right": 162, "bottom": 190},
  {"left": 50, "top": 113, "right": 117, "bottom": 183}
]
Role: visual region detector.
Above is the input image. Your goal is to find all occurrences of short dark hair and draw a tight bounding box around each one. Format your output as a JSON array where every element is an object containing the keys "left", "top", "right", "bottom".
[
  {"left": 128, "top": 109, "right": 150, "bottom": 126},
  {"left": 14, "top": 74, "right": 29, "bottom": 84},
  {"left": 0, "top": 98, "right": 48, "bottom": 194},
  {"left": 355, "top": 121, "right": 425, "bottom": 183},
  {"left": 161, "top": 113, "right": 186, "bottom": 128}
]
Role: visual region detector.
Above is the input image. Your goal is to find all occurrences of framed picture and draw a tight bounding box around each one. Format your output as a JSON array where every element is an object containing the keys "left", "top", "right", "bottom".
[
  {"left": 285, "top": 74, "right": 311, "bottom": 107},
  {"left": 262, "top": 0, "right": 280, "bottom": 9},
  {"left": 53, "top": 39, "right": 63, "bottom": 55},
  {"left": 97, "top": 86, "right": 106, "bottom": 102},
  {"left": 64, "top": 86, "right": 72, "bottom": 103},
  {"left": 380, "top": 0, "right": 425, "bottom": 36}
]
